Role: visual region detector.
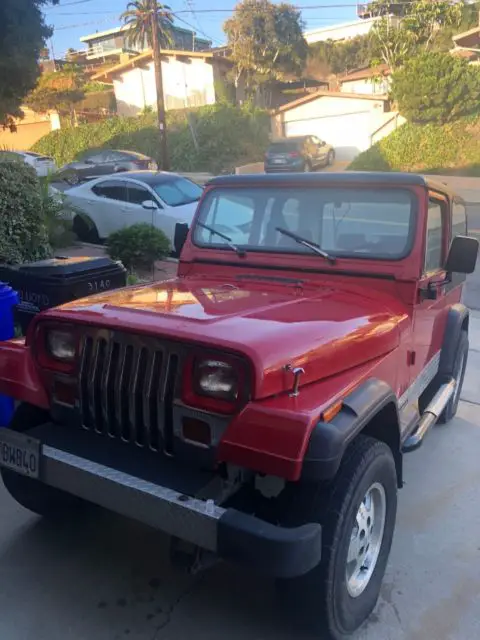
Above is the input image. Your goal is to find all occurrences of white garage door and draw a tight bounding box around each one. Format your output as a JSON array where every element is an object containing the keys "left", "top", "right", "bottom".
[{"left": 284, "top": 111, "right": 373, "bottom": 161}]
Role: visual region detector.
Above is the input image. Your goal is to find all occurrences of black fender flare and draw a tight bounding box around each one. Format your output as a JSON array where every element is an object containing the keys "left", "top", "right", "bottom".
[
  {"left": 438, "top": 304, "right": 469, "bottom": 378},
  {"left": 301, "top": 378, "right": 402, "bottom": 485}
]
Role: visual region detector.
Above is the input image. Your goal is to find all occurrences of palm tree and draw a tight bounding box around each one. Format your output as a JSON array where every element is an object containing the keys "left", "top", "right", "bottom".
[{"left": 121, "top": 0, "right": 174, "bottom": 169}]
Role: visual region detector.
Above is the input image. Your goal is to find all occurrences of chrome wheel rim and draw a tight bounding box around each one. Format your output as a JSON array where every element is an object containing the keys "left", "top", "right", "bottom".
[{"left": 346, "top": 482, "right": 386, "bottom": 598}]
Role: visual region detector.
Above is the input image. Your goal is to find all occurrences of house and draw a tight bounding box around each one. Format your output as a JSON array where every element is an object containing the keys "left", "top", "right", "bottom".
[
  {"left": 451, "top": 22, "right": 480, "bottom": 63},
  {"left": 271, "top": 90, "right": 405, "bottom": 161},
  {"left": 339, "top": 64, "right": 391, "bottom": 95},
  {"left": 80, "top": 23, "right": 211, "bottom": 64},
  {"left": 0, "top": 107, "right": 60, "bottom": 150},
  {"left": 305, "top": 16, "right": 399, "bottom": 44},
  {"left": 92, "top": 49, "right": 230, "bottom": 116}
]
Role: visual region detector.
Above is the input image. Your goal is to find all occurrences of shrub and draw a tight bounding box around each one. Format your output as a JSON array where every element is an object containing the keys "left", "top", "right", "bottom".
[
  {"left": 106, "top": 223, "right": 171, "bottom": 271},
  {"left": 32, "top": 104, "right": 270, "bottom": 173},
  {"left": 0, "top": 162, "right": 51, "bottom": 264},
  {"left": 391, "top": 52, "right": 480, "bottom": 125},
  {"left": 38, "top": 177, "right": 75, "bottom": 250},
  {"left": 349, "top": 115, "right": 480, "bottom": 175}
]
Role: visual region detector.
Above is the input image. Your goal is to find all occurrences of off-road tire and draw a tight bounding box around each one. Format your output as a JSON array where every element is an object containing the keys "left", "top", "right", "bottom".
[
  {"left": 1, "top": 404, "right": 84, "bottom": 518},
  {"left": 276, "top": 436, "right": 397, "bottom": 639},
  {"left": 73, "top": 214, "right": 100, "bottom": 244},
  {"left": 438, "top": 330, "right": 468, "bottom": 423}
]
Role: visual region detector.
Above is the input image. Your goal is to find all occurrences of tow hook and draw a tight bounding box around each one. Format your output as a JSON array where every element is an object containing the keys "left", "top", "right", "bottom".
[{"left": 169, "top": 537, "right": 220, "bottom": 575}]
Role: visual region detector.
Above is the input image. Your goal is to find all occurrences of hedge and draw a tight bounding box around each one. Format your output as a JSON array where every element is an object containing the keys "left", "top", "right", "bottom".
[
  {"left": 349, "top": 116, "right": 480, "bottom": 176},
  {"left": 33, "top": 103, "right": 270, "bottom": 173},
  {"left": 0, "top": 163, "right": 51, "bottom": 264}
]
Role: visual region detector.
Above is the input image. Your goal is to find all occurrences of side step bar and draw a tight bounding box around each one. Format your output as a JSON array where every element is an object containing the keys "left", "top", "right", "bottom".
[{"left": 403, "top": 378, "right": 456, "bottom": 452}]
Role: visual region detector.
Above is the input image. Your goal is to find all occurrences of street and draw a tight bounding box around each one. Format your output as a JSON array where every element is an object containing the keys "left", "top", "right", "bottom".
[{"left": 1, "top": 177, "right": 480, "bottom": 640}]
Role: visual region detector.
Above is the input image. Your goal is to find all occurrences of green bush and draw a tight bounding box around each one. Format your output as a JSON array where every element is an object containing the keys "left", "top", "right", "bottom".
[
  {"left": 32, "top": 104, "right": 270, "bottom": 173},
  {"left": 106, "top": 223, "right": 171, "bottom": 271},
  {"left": 391, "top": 52, "right": 480, "bottom": 125},
  {"left": 349, "top": 115, "right": 480, "bottom": 175},
  {"left": 0, "top": 162, "right": 52, "bottom": 264}
]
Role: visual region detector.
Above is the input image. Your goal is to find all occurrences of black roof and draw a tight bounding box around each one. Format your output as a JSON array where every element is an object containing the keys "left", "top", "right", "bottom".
[{"left": 207, "top": 172, "right": 459, "bottom": 199}]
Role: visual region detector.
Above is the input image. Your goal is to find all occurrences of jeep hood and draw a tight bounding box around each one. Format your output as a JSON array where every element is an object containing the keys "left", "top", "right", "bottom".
[{"left": 53, "top": 277, "right": 408, "bottom": 399}]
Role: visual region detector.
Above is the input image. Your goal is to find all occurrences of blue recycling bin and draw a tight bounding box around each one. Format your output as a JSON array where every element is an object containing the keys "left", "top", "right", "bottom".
[{"left": 0, "top": 282, "right": 19, "bottom": 426}]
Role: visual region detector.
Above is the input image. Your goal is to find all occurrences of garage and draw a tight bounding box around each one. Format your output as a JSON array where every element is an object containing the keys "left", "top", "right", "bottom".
[{"left": 271, "top": 91, "right": 394, "bottom": 162}]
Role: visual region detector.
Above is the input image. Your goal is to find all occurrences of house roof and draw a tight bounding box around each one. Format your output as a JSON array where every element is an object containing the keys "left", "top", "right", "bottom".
[
  {"left": 340, "top": 64, "right": 391, "bottom": 82},
  {"left": 452, "top": 25, "right": 480, "bottom": 45},
  {"left": 273, "top": 89, "right": 388, "bottom": 114},
  {"left": 305, "top": 15, "right": 384, "bottom": 38},
  {"left": 92, "top": 49, "right": 226, "bottom": 81},
  {"left": 80, "top": 22, "right": 210, "bottom": 44}
]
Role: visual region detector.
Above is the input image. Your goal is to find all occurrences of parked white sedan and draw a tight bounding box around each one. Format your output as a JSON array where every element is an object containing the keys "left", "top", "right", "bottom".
[
  {"left": 0, "top": 150, "right": 57, "bottom": 176},
  {"left": 65, "top": 171, "right": 203, "bottom": 247}
]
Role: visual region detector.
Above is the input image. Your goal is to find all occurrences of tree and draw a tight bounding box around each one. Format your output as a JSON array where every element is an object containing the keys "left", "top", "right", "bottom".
[
  {"left": 224, "top": 0, "right": 307, "bottom": 95},
  {"left": 309, "top": 36, "right": 374, "bottom": 76},
  {"left": 0, "top": 0, "right": 59, "bottom": 122},
  {"left": 25, "top": 66, "right": 85, "bottom": 125},
  {"left": 391, "top": 51, "right": 480, "bottom": 124},
  {"left": 370, "top": 0, "right": 464, "bottom": 69},
  {"left": 121, "top": 0, "right": 174, "bottom": 170}
]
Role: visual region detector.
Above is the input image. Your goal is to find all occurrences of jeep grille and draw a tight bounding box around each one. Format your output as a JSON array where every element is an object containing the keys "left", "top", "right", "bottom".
[{"left": 79, "top": 332, "right": 179, "bottom": 452}]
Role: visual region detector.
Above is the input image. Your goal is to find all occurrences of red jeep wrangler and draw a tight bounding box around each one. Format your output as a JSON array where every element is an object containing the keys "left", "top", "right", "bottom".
[{"left": 0, "top": 173, "right": 477, "bottom": 638}]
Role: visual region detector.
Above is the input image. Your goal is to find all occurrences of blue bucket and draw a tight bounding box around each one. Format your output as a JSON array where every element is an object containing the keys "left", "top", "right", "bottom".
[{"left": 0, "top": 282, "right": 19, "bottom": 427}]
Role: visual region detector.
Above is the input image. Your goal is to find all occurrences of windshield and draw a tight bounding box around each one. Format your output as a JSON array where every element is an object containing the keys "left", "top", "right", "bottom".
[
  {"left": 268, "top": 141, "right": 302, "bottom": 153},
  {"left": 193, "top": 187, "right": 415, "bottom": 260},
  {"left": 152, "top": 177, "right": 203, "bottom": 207}
]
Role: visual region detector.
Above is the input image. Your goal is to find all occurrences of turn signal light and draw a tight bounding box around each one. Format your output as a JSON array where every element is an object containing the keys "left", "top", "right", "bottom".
[
  {"left": 321, "top": 400, "right": 343, "bottom": 423},
  {"left": 53, "top": 379, "right": 77, "bottom": 407},
  {"left": 182, "top": 417, "right": 211, "bottom": 447}
]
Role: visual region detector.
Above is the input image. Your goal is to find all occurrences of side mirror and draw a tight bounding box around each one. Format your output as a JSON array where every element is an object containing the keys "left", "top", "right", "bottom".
[
  {"left": 174, "top": 222, "right": 189, "bottom": 257},
  {"left": 142, "top": 199, "right": 158, "bottom": 210},
  {"left": 445, "top": 235, "right": 479, "bottom": 274}
]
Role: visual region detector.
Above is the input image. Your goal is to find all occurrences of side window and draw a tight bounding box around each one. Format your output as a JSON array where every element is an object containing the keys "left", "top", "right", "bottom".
[
  {"left": 128, "top": 183, "right": 154, "bottom": 205},
  {"left": 86, "top": 152, "right": 107, "bottom": 164},
  {"left": 425, "top": 198, "right": 444, "bottom": 273},
  {"left": 92, "top": 180, "right": 128, "bottom": 202},
  {"left": 452, "top": 201, "right": 467, "bottom": 238}
]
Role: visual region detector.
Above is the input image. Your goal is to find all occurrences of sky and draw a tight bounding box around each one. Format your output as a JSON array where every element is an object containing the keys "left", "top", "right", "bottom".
[{"left": 43, "top": 0, "right": 360, "bottom": 59}]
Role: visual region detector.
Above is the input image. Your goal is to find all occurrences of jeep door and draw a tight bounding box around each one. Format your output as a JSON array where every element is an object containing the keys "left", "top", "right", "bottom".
[{"left": 411, "top": 192, "right": 455, "bottom": 383}]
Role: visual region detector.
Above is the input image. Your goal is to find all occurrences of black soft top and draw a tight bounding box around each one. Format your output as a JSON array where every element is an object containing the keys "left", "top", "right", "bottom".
[{"left": 206, "top": 172, "right": 461, "bottom": 201}]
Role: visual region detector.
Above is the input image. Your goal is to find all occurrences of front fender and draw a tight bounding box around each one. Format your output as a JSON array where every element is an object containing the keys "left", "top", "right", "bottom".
[
  {"left": 301, "top": 378, "right": 400, "bottom": 482},
  {"left": 0, "top": 339, "right": 48, "bottom": 409}
]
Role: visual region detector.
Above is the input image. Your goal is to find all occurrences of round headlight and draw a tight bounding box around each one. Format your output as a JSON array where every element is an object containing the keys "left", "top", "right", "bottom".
[
  {"left": 46, "top": 329, "right": 76, "bottom": 361},
  {"left": 196, "top": 359, "right": 239, "bottom": 401}
]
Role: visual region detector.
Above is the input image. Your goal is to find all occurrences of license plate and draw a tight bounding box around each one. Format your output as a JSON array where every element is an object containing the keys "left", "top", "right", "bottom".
[
  {"left": 272, "top": 158, "right": 286, "bottom": 164},
  {"left": 0, "top": 430, "right": 41, "bottom": 478}
]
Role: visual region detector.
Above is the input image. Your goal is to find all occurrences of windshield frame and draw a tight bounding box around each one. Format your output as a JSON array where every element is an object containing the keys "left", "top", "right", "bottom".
[
  {"left": 152, "top": 176, "right": 203, "bottom": 207},
  {"left": 191, "top": 185, "right": 419, "bottom": 263}
]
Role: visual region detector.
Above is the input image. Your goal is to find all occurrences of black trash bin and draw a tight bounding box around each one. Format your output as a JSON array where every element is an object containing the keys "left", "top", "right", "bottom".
[{"left": 0, "top": 256, "right": 127, "bottom": 334}]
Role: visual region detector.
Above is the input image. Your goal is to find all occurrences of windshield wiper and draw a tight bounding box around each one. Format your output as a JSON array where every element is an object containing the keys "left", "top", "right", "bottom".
[
  {"left": 275, "top": 227, "right": 336, "bottom": 264},
  {"left": 197, "top": 222, "right": 246, "bottom": 257}
]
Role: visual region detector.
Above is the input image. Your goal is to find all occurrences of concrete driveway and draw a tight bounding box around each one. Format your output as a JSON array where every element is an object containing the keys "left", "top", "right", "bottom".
[{"left": 2, "top": 181, "right": 480, "bottom": 640}]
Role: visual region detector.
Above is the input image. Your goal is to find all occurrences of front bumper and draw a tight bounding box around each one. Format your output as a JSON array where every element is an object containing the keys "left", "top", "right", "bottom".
[{"left": 0, "top": 423, "right": 322, "bottom": 578}]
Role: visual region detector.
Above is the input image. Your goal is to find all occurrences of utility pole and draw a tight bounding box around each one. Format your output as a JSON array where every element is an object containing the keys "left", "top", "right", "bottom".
[{"left": 151, "top": 1, "right": 169, "bottom": 170}]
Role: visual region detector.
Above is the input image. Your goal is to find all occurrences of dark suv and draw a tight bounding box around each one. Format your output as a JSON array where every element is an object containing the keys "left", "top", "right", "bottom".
[{"left": 264, "top": 136, "right": 335, "bottom": 173}]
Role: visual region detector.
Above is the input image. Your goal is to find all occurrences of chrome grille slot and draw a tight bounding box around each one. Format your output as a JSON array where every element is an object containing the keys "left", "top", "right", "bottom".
[{"left": 78, "top": 333, "right": 181, "bottom": 454}]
